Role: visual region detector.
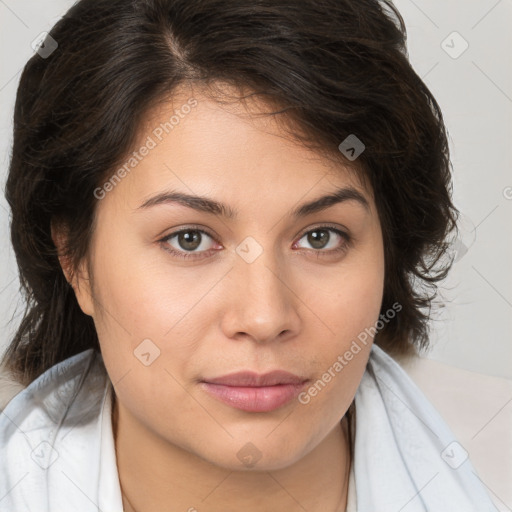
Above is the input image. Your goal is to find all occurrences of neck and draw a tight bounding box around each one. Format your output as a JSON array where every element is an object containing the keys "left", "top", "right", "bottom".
[{"left": 113, "top": 395, "right": 352, "bottom": 512}]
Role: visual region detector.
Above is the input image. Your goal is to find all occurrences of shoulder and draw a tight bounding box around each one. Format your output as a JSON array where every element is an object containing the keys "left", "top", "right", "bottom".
[
  {"left": 0, "top": 349, "right": 101, "bottom": 412},
  {"left": 0, "top": 349, "right": 112, "bottom": 510},
  {"left": 396, "top": 354, "right": 512, "bottom": 509},
  {"left": 0, "top": 349, "right": 107, "bottom": 415}
]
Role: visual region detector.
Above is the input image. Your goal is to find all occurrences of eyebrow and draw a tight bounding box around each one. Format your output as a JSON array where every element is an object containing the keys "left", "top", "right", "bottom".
[{"left": 136, "top": 186, "right": 370, "bottom": 219}]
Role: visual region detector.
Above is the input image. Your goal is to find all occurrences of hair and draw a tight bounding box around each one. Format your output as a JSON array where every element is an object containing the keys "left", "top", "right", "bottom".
[{"left": 1, "top": 0, "right": 458, "bottom": 387}]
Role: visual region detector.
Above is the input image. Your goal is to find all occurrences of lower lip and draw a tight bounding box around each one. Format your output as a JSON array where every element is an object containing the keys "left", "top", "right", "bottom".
[{"left": 200, "top": 382, "right": 308, "bottom": 412}]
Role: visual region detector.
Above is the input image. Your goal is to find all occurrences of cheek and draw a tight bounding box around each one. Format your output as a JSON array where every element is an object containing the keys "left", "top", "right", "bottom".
[
  {"left": 89, "top": 225, "right": 212, "bottom": 338},
  {"left": 313, "top": 257, "right": 384, "bottom": 342},
  {"left": 299, "top": 253, "right": 384, "bottom": 410},
  {"left": 297, "top": 275, "right": 381, "bottom": 419}
]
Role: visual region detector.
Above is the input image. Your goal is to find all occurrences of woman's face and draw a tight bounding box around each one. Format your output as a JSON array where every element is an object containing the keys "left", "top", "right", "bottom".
[{"left": 70, "top": 84, "right": 385, "bottom": 471}]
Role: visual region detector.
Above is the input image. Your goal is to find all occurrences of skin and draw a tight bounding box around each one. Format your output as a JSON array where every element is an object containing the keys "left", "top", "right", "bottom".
[{"left": 53, "top": 82, "right": 385, "bottom": 512}]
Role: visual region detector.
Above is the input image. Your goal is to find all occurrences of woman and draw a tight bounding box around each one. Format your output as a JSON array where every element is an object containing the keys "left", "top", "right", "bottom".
[{"left": 0, "top": 0, "right": 499, "bottom": 510}]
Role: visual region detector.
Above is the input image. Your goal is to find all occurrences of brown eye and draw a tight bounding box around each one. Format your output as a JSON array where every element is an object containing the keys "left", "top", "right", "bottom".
[
  {"left": 160, "top": 228, "right": 218, "bottom": 260},
  {"left": 295, "top": 226, "right": 350, "bottom": 254}
]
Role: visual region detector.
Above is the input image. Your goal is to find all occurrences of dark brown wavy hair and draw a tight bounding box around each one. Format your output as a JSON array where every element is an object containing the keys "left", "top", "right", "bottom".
[{"left": 1, "top": 0, "right": 458, "bottom": 386}]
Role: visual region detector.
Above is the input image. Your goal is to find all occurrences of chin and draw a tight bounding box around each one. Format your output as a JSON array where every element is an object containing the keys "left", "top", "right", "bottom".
[{"left": 195, "top": 437, "right": 308, "bottom": 473}]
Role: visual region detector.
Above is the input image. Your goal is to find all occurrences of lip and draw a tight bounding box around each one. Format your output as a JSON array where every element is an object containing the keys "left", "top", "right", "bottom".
[
  {"left": 203, "top": 370, "right": 307, "bottom": 387},
  {"left": 200, "top": 371, "right": 309, "bottom": 413}
]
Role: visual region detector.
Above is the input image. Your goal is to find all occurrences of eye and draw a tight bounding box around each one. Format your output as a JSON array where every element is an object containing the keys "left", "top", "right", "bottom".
[
  {"left": 159, "top": 227, "right": 219, "bottom": 260},
  {"left": 293, "top": 225, "right": 351, "bottom": 257}
]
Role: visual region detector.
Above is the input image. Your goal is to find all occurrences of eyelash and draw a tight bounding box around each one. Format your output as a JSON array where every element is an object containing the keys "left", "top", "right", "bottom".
[{"left": 158, "top": 224, "right": 352, "bottom": 261}]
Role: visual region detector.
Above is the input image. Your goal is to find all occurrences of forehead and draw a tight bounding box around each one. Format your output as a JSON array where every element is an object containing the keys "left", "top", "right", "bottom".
[{"left": 100, "top": 81, "right": 373, "bottom": 215}]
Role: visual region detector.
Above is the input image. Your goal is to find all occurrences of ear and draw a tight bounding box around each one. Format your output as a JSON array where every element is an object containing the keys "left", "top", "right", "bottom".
[{"left": 50, "top": 218, "right": 95, "bottom": 317}]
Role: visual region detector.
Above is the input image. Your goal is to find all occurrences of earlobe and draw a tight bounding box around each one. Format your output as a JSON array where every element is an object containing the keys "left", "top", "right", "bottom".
[{"left": 50, "top": 219, "right": 95, "bottom": 317}]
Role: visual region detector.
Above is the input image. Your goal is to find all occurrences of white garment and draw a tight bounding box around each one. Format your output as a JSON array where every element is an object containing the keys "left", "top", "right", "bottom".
[{"left": 0, "top": 344, "right": 498, "bottom": 512}]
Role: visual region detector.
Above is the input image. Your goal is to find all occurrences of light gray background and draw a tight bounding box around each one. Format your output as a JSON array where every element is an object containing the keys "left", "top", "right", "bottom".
[{"left": 1, "top": 1, "right": 511, "bottom": 379}]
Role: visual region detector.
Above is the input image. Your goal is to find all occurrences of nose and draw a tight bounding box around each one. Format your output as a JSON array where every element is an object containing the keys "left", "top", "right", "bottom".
[{"left": 220, "top": 247, "right": 302, "bottom": 344}]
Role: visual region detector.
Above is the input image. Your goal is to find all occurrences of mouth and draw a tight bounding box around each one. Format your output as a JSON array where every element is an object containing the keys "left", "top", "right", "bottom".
[{"left": 199, "top": 370, "right": 310, "bottom": 413}]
